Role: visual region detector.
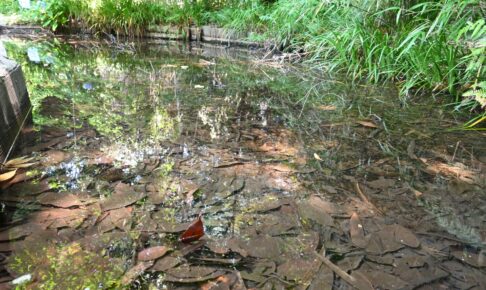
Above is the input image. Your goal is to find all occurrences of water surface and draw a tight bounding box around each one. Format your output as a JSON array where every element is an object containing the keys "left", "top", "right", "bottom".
[{"left": 0, "top": 36, "right": 485, "bottom": 289}]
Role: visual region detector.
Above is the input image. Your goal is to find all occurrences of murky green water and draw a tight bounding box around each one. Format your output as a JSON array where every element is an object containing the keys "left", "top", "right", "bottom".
[{"left": 1, "top": 36, "right": 485, "bottom": 289}]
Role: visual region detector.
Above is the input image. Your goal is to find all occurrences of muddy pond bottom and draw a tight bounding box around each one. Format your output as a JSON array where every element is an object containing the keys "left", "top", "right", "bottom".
[{"left": 0, "top": 37, "right": 485, "bottom": 289}]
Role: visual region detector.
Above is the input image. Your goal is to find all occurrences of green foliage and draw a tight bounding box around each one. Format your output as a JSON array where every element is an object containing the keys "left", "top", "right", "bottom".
[
  {"left": 206, "top": 0, "right": 270, "bottom": 31},
  {"left": 213, "top": 0, "right": 485, "bottom": 125},
  {"left": 89, "top": 0, "right": 167, "bottom": 35},
  {"left": 27, "top": 0, "right": 225, "bottom": 34},
  {"left": 30, "top": 0, "right": 88, "bottom": 31},
  {"left": 0, "top": 0, "right": 20, "bottom": 14}
]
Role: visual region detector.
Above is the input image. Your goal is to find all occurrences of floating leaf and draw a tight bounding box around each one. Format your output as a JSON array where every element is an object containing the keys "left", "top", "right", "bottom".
[{"left": 0, "top": 169, "right": 17, "bottom": 182}]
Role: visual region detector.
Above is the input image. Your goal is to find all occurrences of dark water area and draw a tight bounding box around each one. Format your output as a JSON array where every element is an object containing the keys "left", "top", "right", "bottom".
[{"left": 0, "top": 36, "right": 485, "bottom": 289}]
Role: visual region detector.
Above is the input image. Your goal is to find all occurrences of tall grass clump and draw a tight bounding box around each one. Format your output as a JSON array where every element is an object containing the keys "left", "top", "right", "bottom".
[
  {"left": 88, "top": 0, "right": 167, "bottom": 36},
  {"left": 206, "top": 0, "right": 271, "bottom": 32},
  {"left": 258, "top": 0, "right": 484, "bottom": 126}
]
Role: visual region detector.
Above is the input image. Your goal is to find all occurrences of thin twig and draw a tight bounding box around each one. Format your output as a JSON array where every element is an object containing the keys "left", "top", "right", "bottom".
[{"left": 354, "top": 182, "right": 384, "bottom": 216}]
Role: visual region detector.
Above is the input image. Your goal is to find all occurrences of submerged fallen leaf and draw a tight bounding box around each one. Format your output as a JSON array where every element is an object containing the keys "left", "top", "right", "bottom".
[
  {"left": 350, "top": 212, "right": 367, "bottom": 248},
  {"left": 179, "top": 215, "right": 205, "bottom": 243},
  {"left": 165, "top": 265, "right": 223, "bottom": 283},
  {"left": 0, "top": 223, "right": 41, "bottom": 241},
  {"left": 100, "top": 183, "right": 146, "bottom": 211},
  {"left": 452, "top": 249, "right": 486, "bottom": 268},
  {"left": 37, "top": 192, "right": 83, "bottom": 208},
  {"left": 121, "top": 261, "right": 154, "bottom": 285},
  {"left": 150, "top": 256, "right": 181, "bottom": 272},
  {"left": 137, "top": 246, "right": 169, "bottom": 261}
]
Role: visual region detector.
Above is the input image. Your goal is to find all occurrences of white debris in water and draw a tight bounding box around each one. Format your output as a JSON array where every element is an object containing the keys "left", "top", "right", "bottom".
[
  {"left": 60, "top": 158, "right": 85, "bottom": 188},
  {"left": 182, "top": 143, "right": 190, "bottom": 158},
  {"left": 18, "top": 0, "right": 31, "bottom": 9},
  {"left": 0, "top": 41, "right": 6, "bottom": 57},
  {"left": 12, "top": 274, "right": 32, "bottom": 285},
  {"left": 259, "top": 101, "right": 268, "bottom": 127},
  {"left": 27, "top": 47, "right": 40, "bottom": 63}
]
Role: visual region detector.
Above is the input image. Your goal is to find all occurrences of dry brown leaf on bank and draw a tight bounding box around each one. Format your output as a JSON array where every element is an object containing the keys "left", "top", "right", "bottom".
[
  {"left": 356, "top": 120, "right": 378, "bottom": 128},
  {"left": 10, "top": 162, "right": 37, "bottom": 169},
  {"left": 0, "top": 169, "right": 17, "bottom": 182},
  {"left": 4, "top": 156, "right": 36, "bottom": 167},
  {"left": 318, "top": 105, "right": 336, "bottom": 111}
]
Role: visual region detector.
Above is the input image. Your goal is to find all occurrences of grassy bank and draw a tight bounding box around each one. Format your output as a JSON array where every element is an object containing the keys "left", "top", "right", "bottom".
[{"left": 1, "top": 0, "right": 485, "bottom": 127}]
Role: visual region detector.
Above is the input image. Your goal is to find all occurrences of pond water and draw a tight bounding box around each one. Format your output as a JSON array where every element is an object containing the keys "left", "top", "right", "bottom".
[{"left": 0, "top": 36, "right": 485, "bottom": 289}]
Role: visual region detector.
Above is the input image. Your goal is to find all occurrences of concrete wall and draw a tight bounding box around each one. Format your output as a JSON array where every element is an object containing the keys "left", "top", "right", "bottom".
[
  {"left": 146, "top": 25, "right": 263, "bottom": 48},
  {"left": 0, "top": 55, "right": 31, "bottom": 162}
]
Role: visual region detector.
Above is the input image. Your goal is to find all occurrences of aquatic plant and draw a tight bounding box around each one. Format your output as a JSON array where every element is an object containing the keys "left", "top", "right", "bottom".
[{"left": 8, "top": 242, "right": 124, "bottom": 289}]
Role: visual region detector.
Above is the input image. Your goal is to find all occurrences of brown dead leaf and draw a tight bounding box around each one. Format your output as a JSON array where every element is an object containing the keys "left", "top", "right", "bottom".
[
  {"left": 37, "top": 192, "right": 83, "bottom": 208},
  {"left": 390, "top": 224, "right": 420, "bottom": 248},
  {"left": 0, "top": 223, "right": 41, "bottom": 241},
  {"left": 137, "top": 246, "right": 169, "bottom": 261},
  {"left": 356, "top": 120, "right": 378, "bottom": 128},
  {"left": 277, "top": 258, "right": 321, "bottom": 282},
  {"left": 367, "top": 177, "right": 396, "bottom": 189},
  {"left": 165, "top": 265, "right": 224, "bottom": 283},
  {"left": 318, "top": 105, "right": 337, "bottom": 111},
  {"left": 424, "top": 161, "right": 482, "bottom": 184},
  {"left": 241, "top": 235, "right": 282, "bottom": 259},
  {"left": 150, "top": 256, "right": 181, "bottom": 272},
  {"left": 298, "top": 196, "right": 335, "bottom": 227},
  {"left": 41, "top": 150, "right": 72, "bottom": 166},
  {"left": 100, "top": 183, "right": 146, "bottom": 211},
  {"left": 355, "top": 270, "right": 409, "bottom": 290},
  {"left": 366, "top": 230, "right": 403, "bottom": 254},
  {"left": 452, "top": 249, "right": 486, "bottom": 268},
  {"left": 4, "top": 156, "right": 36, "bottom": 167},
  {"left": 0, "top": 170, "right": 17, "bottom": 182},
  {"left": 200, "top": 272, "right": 246, "bottom": 290},
  {"left": 121, "top": 261, "right": 154, "bottom": 285},
  {"left": 309, "top": 267, "right": 333, "bottom": 290}
]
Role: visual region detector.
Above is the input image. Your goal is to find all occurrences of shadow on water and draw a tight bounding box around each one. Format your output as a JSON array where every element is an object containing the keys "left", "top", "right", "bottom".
[{"left": 0, "top": 36, "right": 485, "bottom": 289}]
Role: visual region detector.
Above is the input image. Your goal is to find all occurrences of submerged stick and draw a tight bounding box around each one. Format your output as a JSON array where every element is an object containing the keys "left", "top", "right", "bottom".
[
  {"left": 353, "top": 182, "right": 383, "bottom": 215},
  {"left": 314, "top": 251, "right": 374, "bottom": 290}
]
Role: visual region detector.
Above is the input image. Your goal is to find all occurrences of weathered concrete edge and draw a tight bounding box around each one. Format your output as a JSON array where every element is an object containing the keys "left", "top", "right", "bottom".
[{"left": 146, "top": 25, "right": 266, "bottom": 48}]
